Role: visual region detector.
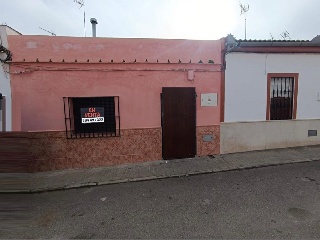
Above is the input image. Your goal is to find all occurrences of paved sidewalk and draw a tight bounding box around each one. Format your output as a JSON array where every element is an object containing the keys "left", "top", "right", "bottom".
[{"left": 4, "top": 145, "right": 320, "bottom": 193}]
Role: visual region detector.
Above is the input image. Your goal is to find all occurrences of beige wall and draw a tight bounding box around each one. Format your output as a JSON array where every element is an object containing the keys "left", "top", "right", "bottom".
[{"left": 221, "top": 120, "right": 320, "bottom": 154}]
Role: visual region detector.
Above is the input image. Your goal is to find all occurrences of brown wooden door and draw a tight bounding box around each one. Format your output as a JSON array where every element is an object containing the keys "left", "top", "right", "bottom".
[{"left": 161, "top": 87, "right": 196, "bottom": 160}]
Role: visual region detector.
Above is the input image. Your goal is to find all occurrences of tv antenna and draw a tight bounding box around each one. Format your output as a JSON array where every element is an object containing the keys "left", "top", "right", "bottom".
[
  {"left": 280, "top": 31, "right": 291, "bottom": 40},
  {"left": 239, "top": 2, "right": 250, "bottom": 40},
  {"left": 270, "top": 33, "right": 274, "bottom": 40},
  {"left": 74, "top": 0, "right": 86, "bottom": 37},
  {"left": 39, "top": 27, "right": 56, "bottom": 36}
]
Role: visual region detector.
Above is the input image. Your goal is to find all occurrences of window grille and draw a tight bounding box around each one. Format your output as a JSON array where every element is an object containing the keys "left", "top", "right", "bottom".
[
  {"left": 63, "top": 96, "right": 120, "bottom": 138},
  {"left": 270, "top": 77, "right": 294, "bottom": 120}
]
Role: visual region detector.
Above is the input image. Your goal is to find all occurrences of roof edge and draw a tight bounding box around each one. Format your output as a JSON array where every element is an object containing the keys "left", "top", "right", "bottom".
[
  {"left": 225, "top": 34, "right": 320, "bottom": 52},
  {"left": 0, "top": 25, "right": 22, "bottom": 35}
]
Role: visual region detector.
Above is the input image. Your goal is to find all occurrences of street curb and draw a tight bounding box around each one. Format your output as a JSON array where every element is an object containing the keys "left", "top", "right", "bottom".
[{"left": 24, "top": 157, "right": 319, "bottom": 193}]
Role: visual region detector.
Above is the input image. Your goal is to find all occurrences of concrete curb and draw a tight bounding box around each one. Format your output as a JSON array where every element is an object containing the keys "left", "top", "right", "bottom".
[
  {"left": 27, "top": 157, "right": 319, "bottom": 193},
  {"left": 2, "top": 145, "right": 320, "bottom": 193}
]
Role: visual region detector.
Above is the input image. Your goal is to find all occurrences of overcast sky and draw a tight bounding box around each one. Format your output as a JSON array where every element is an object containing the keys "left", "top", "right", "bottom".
[{"left": 1, "top": 0, "right": 319, "bottom": 40}]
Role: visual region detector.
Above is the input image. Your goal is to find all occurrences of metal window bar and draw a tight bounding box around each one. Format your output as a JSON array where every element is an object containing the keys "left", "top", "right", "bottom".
[
  {"left": 270, "top": 77, "right": 294, "bottom": 120},
  {"left": 63, "top": 96, "right": 120, "bottom": 139}
]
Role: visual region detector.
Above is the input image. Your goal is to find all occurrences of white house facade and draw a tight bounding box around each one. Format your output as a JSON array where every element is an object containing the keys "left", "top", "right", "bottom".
[
  {"left": 221, "top": 35, "right": 320, "bottom": 153},
  {"left": 0, "top": 25, "right": 20, "bottom": 131}
]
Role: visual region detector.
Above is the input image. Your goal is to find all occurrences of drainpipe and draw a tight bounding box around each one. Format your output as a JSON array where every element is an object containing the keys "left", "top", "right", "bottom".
[{"left": 90, "top": 18, "right": 98, "bottom": 37}]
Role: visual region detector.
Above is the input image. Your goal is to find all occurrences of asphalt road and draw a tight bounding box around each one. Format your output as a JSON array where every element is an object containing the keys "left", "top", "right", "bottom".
[{"left": 2, "top": 160, "right": 320, "bottom": 239}]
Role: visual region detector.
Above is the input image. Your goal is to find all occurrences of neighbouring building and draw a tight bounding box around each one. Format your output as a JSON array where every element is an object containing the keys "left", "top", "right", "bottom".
[
  {"left": 6, "top": 34, "right": 225, "bottom": 171},
  {"left": 222, "top": 35, "right": 320, "bottom": 153},
  {"left": 0, "top": 25, "right": 21, "bottom": 132}
]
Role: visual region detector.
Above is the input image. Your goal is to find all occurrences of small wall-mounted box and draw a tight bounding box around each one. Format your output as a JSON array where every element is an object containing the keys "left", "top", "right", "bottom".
[
  {"left": 317, "top": 92, "right": 320, "bottom": 101},
  {"left": 201, "top": 93, "right": 218, "bottom": 107},
  {"left": 187, "top": 70, "right": 194, "bottom": 81},
  {"left": 308, "top": 130, "right": 317, "bottom": 137},
  {"left": 203, "top": 134, "right": 214, "bottom": 142}
]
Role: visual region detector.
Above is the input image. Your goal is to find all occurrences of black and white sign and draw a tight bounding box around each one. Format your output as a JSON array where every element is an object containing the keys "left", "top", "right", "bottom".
[{"left": 81, "top": 107, "right": 104, "bottom": 124}]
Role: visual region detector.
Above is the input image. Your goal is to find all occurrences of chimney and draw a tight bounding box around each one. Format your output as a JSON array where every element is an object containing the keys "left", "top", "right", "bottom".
[{"left": 90, "top": 18, "right": 98, "bottom": 37}]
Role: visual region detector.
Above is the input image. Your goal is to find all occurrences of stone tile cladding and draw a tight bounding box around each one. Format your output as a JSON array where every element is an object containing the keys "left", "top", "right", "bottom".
[
  {"left": 27, "top": 125, "right": 220, "bottom": 172},
  {"left": 197, "top": 125, "right": 220, "bottom": 156},
  {"left": 29, "top": 128, "right": 162, "bottom": 172}
]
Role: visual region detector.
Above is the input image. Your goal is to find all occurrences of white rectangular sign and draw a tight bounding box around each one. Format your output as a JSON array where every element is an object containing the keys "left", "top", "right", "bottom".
[
  {"left": 81, "top": 107, "right": 104, "bottom": 124},
  {"left": 82, "top": 117, "right": 104, "bottom": 124}
]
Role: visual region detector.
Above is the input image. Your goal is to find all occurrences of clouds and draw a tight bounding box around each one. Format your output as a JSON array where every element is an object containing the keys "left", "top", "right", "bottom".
[
  {"left": 232, "top": 0, "right": 319, "bottom": 40},
  {"left": 164, "top": 0, "right": 238, "bottom": 39},
  {"left": 0, "top": 0, "right": 319, "bottom": 40},
  {"left": 1, "top": 0, "right": 83, "bottom": 36},
  {"left": 285, "top": 0, "right": 320, "bottom": 39}
]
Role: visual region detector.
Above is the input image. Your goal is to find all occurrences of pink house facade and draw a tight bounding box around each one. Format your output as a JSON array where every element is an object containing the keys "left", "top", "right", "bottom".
[{"left": 6, "top": 35, "right": 225, "bottom": 172}]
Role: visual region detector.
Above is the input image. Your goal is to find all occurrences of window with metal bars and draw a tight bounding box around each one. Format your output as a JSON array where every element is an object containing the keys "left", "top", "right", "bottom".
[
  {"left": 269, "top": 77, "right": 294, "bottom": 120},
  {"left": 63, "top": 96, "right": 120, "bottom": 138}
]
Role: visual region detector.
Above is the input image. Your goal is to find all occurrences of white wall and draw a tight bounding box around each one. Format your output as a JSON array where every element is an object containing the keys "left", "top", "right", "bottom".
[
  {"left": 225, "top": 53, "right": 320, "bottom": 122},
  {"left": 5, "top": 27, "right": 21, "bottom": 36},
  {"left": 0, "top": 26, "right": 12, "bottom": 131},
  {"left": 221, "top": 120, "right": 320, "bottom": 154}
]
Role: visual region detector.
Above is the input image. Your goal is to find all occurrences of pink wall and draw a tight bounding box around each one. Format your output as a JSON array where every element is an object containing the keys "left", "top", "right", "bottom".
[
  {"left": 8, "top": 36, "right": 222, "bottom": 64},
  {"left": 8, "top": 36, "right": 223, "bottom": 131}
]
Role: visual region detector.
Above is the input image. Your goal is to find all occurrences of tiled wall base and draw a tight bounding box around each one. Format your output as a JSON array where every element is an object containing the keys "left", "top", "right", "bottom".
[
  {"left": 197, "top": 125, "right": 220, "bottom": 156},
  {"left": 28, "top": 128, "right": 162, "bottom": 172},
  {"left": 1, "top": 125, "right": 220, "bottom": 172}
]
